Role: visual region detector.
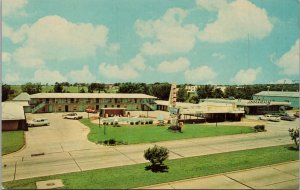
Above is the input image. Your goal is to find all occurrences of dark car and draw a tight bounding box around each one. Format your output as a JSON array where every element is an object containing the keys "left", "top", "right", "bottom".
[
  {"left": 281, "top": 115, "right": 296, "bottom": 121},
  {"left": 85, "top": 108, "right": 97, "bottom": 113}
]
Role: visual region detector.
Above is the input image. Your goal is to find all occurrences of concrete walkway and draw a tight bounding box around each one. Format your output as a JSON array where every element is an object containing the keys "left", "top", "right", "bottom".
[
  {"left": 2, "top": 114, "right": 299, "bottom": 182},
  {"left": 138, "top": 161, "right": 299, "bottom": 189}
]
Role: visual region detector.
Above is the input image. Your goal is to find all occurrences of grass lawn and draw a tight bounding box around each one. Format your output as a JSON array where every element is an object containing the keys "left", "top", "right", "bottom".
[
  {"left": 3, "top": 144, "right": 298, "bottom": 189},
  {"left": 2, "top": 131, "right": 25, "bottom": 155},
  {"left": 80, "top": 118, "right": 254, "bottom": 144}
]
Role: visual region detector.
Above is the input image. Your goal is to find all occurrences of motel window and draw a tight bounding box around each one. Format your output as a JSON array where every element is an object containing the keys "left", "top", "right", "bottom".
[
  {"left": 117, "top": 105, "right": 120, "bottom": 108},
  {"left": 104, "top": 105, "right": 107, "bottom": 108},
  {"left": 134, "top": 99, "right": 137, "bottom": 103},
  {"left": 96, "top": 98, "right": 99, "bottom": 103}
]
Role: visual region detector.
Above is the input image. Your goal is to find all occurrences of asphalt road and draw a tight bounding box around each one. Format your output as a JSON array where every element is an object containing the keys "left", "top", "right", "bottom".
[{"left": 2, "top": 113, "right": 299, "bottom": 182}]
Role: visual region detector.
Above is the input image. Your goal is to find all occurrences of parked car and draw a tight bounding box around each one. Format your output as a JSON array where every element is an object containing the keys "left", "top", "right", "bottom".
[
  {"left": 27, "top": 118, "right": 50, "bottom": 127},
  {"left": 62, "top": 113, "right": 83, "bottom": 120},
  {"left": 280, "top": 115, "right": 296, "bottom": 121},
  {"left": 259, "top": 114, "right": 281, "bottom": 122},
  {"left": 85, "top": 108, "right": 97, "bottom": 113},
  {"left": 294, "top": 111, "right": 299, "bottom": 118}
]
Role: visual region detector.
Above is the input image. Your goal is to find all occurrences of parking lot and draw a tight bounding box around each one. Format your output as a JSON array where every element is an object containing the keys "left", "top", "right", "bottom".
[{"left": 2, "top": 112, "right": 298, "bottom": 182}]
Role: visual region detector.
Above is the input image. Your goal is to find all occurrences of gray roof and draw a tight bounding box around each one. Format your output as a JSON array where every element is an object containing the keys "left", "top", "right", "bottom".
[
  {"left": 2, "top": 102, "right": 26, "bottom": 120},
  {"left": 30, "top": 93, "right": 157, "bottom": 99},
  {"left": 204, "top": 98, "right": 291, "bottom": 106},
  {"left": 13, "top": 92, "right": 31, "bottom": 101},
  {"left": 254, "top": 91, "right": 299, "bottom": 98}
]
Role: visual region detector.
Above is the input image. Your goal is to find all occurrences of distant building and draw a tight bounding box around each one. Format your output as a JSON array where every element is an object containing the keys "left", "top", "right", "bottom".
[
  {"left": 185, "top": 85, "right": 198, "bottom": 93},
  {"left": 253, "top": 91, "right": 299, "bottom": 109},
  {"left": 203, "top": 98, "right": 291, "bottom": 115},
  {"left": 2, "top": 102, "right": 27, "bottom": 131},
  {"left": 29, "top": 93, "right": 157, "bottom": 113}
]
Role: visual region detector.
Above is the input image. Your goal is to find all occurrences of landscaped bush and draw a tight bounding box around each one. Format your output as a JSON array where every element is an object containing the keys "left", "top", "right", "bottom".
[
  {"left": 100, "top": 139, "right": 127, "bottom": 146},
  {"left": 168, "top": 125, "right": 182, "bottom": 133},
  {"left": 288, "top": 128, "right": 299, "bottom": 150},
  {"left": 130, "top": 121, "right": 134, "bottom": 125},
  {"left": 149, "top": 120, "right": 153, "bottom": 124},
  {"left": 144, "top": 145, "right": 169, "bottom": 172},
  {"left": 254, "top": 125, "right": 266, "bottom": 132},
  {"left": 135, "top": 121, "right": 140, "bottom": 125}
]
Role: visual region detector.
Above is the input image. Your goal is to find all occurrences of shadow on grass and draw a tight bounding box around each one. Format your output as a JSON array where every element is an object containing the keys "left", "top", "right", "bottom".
[
  {"left": 145, "top": 164, "right": 169, "bottom": 173},
  {"left": 285, "top": 146, "right": 299, "bottom": 151}
]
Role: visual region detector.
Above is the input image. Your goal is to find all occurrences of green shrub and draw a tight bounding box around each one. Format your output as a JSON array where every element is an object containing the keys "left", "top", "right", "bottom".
[
  {"left": 144, "top": 145, "right": 169, "bottom": 166},
  {"left": 149, "top": 120, "right": 153, "bottom": 124},
  {"left": 130, "top": 122, "right": 134, "bottom": 125},
  {"left": 254, "top": 125, "right": 266, "bottom": 132}
]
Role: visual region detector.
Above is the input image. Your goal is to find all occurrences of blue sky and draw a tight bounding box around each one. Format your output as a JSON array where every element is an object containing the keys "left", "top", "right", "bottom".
[{"left": 2, "top": 0, "right": 299, "bottom": 85}]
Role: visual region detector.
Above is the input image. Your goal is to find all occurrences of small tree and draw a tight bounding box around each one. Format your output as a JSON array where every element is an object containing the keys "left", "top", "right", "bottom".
[
  {"left": 288, "top": 128, "right": 299, "bottom": 150},
  {"left": 144, "top": 145, "right": 169, "bottom": 167}
]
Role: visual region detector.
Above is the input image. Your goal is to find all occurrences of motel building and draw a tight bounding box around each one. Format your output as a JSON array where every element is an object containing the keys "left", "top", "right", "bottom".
[{"left": 29, "top": 93, "right": 157, "bottom": 114}]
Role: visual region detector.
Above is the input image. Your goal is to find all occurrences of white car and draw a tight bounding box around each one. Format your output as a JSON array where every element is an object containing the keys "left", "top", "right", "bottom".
[
  {"left": 62, "top": 113, "right": 83, "bottom": 120},
  {"left": 259, "top": 114, "right": 281, "bottom": 122},
  {"left": 27, "top": 118, "right": 50, "bottom": 127}
]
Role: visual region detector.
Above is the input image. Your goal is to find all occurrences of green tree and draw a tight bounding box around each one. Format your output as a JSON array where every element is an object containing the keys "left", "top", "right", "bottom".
[
  {"left": 149, "top": 83, "right": 171, "bottom": 100},
  {"left": 224, "top": 86, "right": 237, "bottom": 98},
  {"left": 288, "top": 128, "right": 299, "bottom": 150},
  {"left": 53, "top": 82, "right": 63, "bottom": 93},
  {"left": 196, "top": 85, "right": 214, "bottom": 100},
  {"left": 177, "top": 86, "right": 188, "bottom": 102},
  {"left": 2, "top": 84, "right": 13, "bottom": 102},
  {"left": 213, "top": 88, "right": 224, "bottom": 98},
  {"left": 80, "top": 88, "right": 85, "bottom": 93},
  {"left": 21, "top": 82, "right": 42, "bottom": 95}
]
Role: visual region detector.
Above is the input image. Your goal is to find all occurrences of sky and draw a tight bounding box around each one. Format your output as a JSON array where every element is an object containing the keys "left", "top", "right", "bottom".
[{"left": 2, "top": 0, "right": 299, "bottom": 85}]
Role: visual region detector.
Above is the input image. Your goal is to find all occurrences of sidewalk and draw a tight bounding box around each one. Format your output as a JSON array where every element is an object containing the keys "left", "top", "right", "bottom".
[{"left": 138, "top": 161, "right": 299, "bottom": 189}]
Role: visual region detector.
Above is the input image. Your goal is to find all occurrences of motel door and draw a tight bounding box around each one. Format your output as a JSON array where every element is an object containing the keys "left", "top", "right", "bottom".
[{"left": 65, "top": 105, "right": 69, "bottom": 112}]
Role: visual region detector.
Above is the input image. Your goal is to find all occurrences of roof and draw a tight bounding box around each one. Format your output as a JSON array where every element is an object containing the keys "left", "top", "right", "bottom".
[
  {"left": 155, "top": 100, "right": 244, "bottom": 114},
  {"left": 30, "top": 93, "right": 157, "bottom": 99},
  {"left": 204, "top": 98, "right": 291, "bottom": 106},
  {"left": 13, "top": 92, "right": 31, "bottom": 101},
  {"left": 2, "top": 102, "right": 26, "bottom": 120},
  {"left": 254, "top": 91, "right": 299, "bottom": 98},
  {"left": 5, "top": 101, "right": 29, "bottom": 107}
]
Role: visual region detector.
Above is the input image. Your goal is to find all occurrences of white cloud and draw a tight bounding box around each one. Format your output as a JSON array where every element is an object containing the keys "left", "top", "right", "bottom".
[
  {"left": 98, "top": 54, "right": 146, "bottom": 80},
  {"left": 4, "top": 73, "right": 20, "bottom": 84},
  {"left": 105, "top": 43, "right": 120, "bottom": 55},
  {"left": 67, "top": 65, "right": 96, "bottom": 83},
  {"left": 3, "top": 22, "right": 29, "bottom": 43},
  {"left": 199, "top": 0, "right": 273, "bottom": 43},
  {"left": 3, "top": 0, "right": 27, "bottom": 17},
  {"left": 232, "top": 67, "right": 262, "bottom": 84},
  {"left": 33, "top": 69, "right": 67, "bottom": 83},
  {"left": 128, "top": 54, "right": 146, "bottom": 71},
  {"left": 184, "top": 66, "right": 217, "bottom": 83},
  {"left": 135, "top": 8, "right": 199, "bottom": 55},
  {"left": 99, "top": 63, "right": 139, "bottom": 80},
  {"left": 196, "top": 0, "right": 228, "bottom": 11},
  {"left": 158, "top": 57, "right": 190, "bottom": 73},
  {"left": 212, "top": 53, "right": 226, "bottom": 60},
  {"left": 276, "top": 39, "right": 299, "bottom": 75},
  {"left": 2, "top": 52, "right": 12, "bottom": 64},
  {"left": 11, "top": 15, "right": 109, "bottom": 68}
]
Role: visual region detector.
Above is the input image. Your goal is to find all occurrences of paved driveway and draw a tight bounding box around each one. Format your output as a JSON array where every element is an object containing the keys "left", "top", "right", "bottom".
[{"left": 2, "top": 113, "right": 299, "bottom": 182}]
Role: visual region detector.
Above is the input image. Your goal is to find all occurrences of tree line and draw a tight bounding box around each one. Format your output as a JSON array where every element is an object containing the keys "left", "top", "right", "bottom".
[{"left": 2, "top": 82, "right": 299, "bottom": 102}]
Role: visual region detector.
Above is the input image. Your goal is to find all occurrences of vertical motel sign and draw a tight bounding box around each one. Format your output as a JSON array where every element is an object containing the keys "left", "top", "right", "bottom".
[{"left": 169, "top": 83, "right": 179, "bottom": 115}]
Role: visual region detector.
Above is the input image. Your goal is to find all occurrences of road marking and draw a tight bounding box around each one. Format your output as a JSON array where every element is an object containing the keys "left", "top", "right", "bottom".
[
  {"left": 224, "top": 174, "right": 254, "bottom": 189},
  {"left": 111, "top": 147, "right": 138, "bottom": 164},
  {"left": 68, "top": 152, "right": 82, "bottom": 171}
]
